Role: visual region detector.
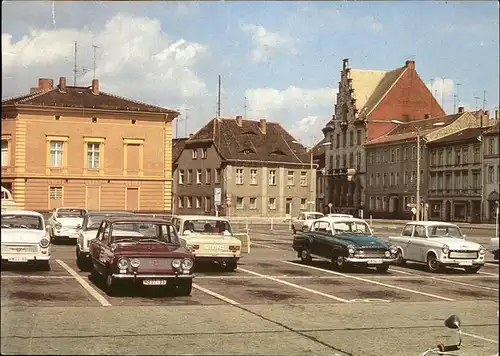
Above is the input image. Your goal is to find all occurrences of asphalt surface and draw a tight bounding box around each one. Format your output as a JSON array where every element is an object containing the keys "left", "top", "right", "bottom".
[{"left": 1, "top": 228, "right": 498, "bottom": 356}]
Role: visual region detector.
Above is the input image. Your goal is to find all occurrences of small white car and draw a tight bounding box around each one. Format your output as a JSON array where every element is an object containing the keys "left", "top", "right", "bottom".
[
  {"left": 389, "top": 221, "right": 486, "bottom": 273},
  {"left": 171, "top": 215, "right": 247, "bottom": 271},
  {"left": 489, "top": 237, "right": 499, "bottom": 260},
  {"left": 1, "top": 210, "right": 51, "bottom": 270},
  {"left": 291, "top": 211, "right": 324, "bottom": 233},
  {"left": 47, "top": 207, "right": 87, "bottom": 243},
  {"left": 76, "top": 211, "right": 135, "bottom": 271},
  {"left": 1, "top": 186, "right": 17, "bottom": 212},
  {"left": 327, "top": 213, "right": 354, "bottom": 219}
]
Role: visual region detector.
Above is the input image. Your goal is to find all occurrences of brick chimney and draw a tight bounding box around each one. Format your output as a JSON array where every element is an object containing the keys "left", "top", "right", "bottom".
[
  {"left": 235, "top": 115, "right": 243, "bottom": 127},
  {"left": 458, "top": 106, "right": 465, "bottom": 114},
  {"left": 342, "top": 58, "right": 349, "bottom": 70},
  {"left": 91, "top": 79, "right": 99, "bottom": 95},
  {"left": 58, "top": 77, "right": 67, "bottom": 93},
  {"left": 405, "top": 60, "right": 415, "bottom": 70},
  {"left": 38, "top": 78, "right": 54, "bottom": 91},
  {"left": 259, "top": 119, "right": 267, "bottom": 135}
]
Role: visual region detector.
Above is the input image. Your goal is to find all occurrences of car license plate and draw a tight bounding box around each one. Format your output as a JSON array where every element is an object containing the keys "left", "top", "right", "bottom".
[
  {"left": 459, "top": 261, "right": 473, "bottom": 266},
  {"left": 8, "top": 256, "right": 28, "bottom": 263},
  {"left": 206, "top": 245, "right": 224, "bottom": 250},
  {"left": 366, "top": 259, "right": 383, "bottom": 264},
  {"left": 143, "top": 280, "right": 167, "bottom": 286}
]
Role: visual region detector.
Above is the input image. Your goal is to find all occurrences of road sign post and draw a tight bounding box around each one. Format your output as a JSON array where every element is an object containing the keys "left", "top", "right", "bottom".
[{"left": 328, "top": 203, "right": 333, "bottom": 214}]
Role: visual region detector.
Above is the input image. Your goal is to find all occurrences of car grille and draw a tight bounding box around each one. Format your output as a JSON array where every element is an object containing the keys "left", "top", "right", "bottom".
[
  {"left": 1, "top": 245, "right": 38, "bottom": 254},
  {"left": 449, "top": 251, "right": 478, "bottom": 259},
  {"left": 359, "top": 249, "right": 387, "bottom": 258},
  {"left": 137, "top": 258, "right": 172, "bottom": 271}
]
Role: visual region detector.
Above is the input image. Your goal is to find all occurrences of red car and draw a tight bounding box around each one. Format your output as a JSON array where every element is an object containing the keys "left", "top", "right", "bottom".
[{"left": 89, "top": 217, "right": 194, "bottom": 296}]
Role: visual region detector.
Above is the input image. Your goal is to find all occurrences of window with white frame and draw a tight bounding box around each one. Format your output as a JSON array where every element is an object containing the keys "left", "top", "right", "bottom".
[
  {"left": 249, "top": 197, "right": 257, "bottom": 209},
  {"left": 205, "top": 169, "right": 211, "bottom": 184},
  {"left": 195, "top": 196, "right": 201, "bottom": 208},
  {"left": 192, "top": 149, "right": 197, "bottom": 159},
  {"left": 375, "top": 196, "right": 381, "bottom": 210},
  {"left": 236, "top": 197, "right": 244, "bottom": 209},
  {"left": 202, "top": 148, "right": 207, "bottom": 159},
  {"left": 196, "top": 169, "right": 202, "bottom": 184},
  {"left": 179, "top": 170, "right": 185, "bottom": 184},
  {"left": 87, "top": 143, "right": 101, "bottom": 169},
  {"left": 269, "top": 170, "right": 276, "bottom": 185},
  {"left": 178, "top": 196, "right": 184, "bottom": 208},
  {"left": 50, "top": 141, "right": 64, "bottom": 167},
  {"left": 186, "top": 196, "right": 192, "bottom": 208},
  {"left": 250, "top": 169, "right": 257, "bottom": 185},
  {"left": 300, "top": 198, "right": 307, "bottom": 210},
  {"left": 382, "top": 196, "right": 387, "bottom": 211},
  {"left": 215, "top": 169, "right": 221, "bottom": 184},
  {"left": 369, "top": 196, "right": 374, "bottom": 210},
  {"left": 49, "top": 186, "right": 63, "bottom": 200},
  {"left": 300, "top": 171, "right": 307, "bottom": 186},
  {"left": 204, "top": 196, "right": 211, "bottom": 211},
  {"left": 1, "top": 140, "right": 8, "bottom": 167},
  {"left": 268, "top": 197, "right": 276, "bottom": 209},
  {"left": 236, "top": 168, "right": 244, "bottom": 184},
  {"left": 287, "top": 171, "right": 294, "bottom": 186},
  {"left": 187, "top": 170, "right": 192, "bottom": 184}
]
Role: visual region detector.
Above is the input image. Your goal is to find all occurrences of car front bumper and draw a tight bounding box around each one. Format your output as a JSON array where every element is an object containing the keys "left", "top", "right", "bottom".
[
  {"left": 345, "top": 257, "right": 397, "bottom": 264},
  {"left": 439, "top": 259, "right": 485, "bottom": 267},
  {"left": 1, "top": 254, "right": 50, "bottom": 263},
  {"left": 193, "top": 254, "right": 240, "bottom": 263},
  {"left": 112, "top": 273, "right": 194, "bottom": 280},
  {"left": 54, "top": 229, "right": 79, "bottom": 238}
]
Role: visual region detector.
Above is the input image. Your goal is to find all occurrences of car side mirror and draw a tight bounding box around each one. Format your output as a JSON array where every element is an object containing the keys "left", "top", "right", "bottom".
[{"left": 444, "top": 314, "right": 461, "bottom": 330}]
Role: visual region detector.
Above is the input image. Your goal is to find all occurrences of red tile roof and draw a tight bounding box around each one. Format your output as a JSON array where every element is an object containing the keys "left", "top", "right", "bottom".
[{"left": 2, "top": 85, "right": 178, "bottom": 115}]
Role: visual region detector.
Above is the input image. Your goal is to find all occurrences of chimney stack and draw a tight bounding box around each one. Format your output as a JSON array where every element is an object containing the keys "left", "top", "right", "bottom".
[
  {"left": 342, "top": 58, "right": 349, "bottom": 70},
  {"left": 189, "top": 133, "right": 193, "bottom": 139},
  {"left": 458, "top": 106, "right": 465, "bottom": 114},
  {"left": 91, "top": 79, "right": 99, "bottom": 95},
  {"left": 58, "top": 77, "right": 67, "bottom": 93},
  {"left": 235, "top": 115, "right": 243, "bottom": 127},
  {"left": 405, "top": 60, "right": 415, "bottom": 70},
  {"left": 38, "top": 78, "right": 54, "bottom": 92},
  {"left": 259, "top": 119, "right": 267, "bottom": 135}
]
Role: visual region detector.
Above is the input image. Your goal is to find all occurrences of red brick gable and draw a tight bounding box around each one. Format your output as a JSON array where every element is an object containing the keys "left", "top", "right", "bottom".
[{"left": 367, "top": 64, "right": 445, "bottom": 141}]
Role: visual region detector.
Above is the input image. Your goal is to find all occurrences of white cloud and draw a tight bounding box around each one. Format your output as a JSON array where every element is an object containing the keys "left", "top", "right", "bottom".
[
  {"left": 240, "top": 23, "right": 298, "bottom": 63},
  {"left": 2, "top": 13, "right": 208, "bottom": 107},
  {"left": 245, "top": 86, "right": 336, "bottom": 145},
  {"left": 426, "top": 77, "right": 455, "bottom": 113}
]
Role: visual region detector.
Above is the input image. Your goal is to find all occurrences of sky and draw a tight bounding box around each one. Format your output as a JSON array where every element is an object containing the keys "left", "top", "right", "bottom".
[{"left": 2, "top": 1, "right": 499, "bottom": 146}]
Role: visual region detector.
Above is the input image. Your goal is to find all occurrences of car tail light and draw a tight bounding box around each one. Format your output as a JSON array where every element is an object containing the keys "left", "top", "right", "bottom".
[{"left": 229, "top": 245, "right": 240, "bottom": 251}]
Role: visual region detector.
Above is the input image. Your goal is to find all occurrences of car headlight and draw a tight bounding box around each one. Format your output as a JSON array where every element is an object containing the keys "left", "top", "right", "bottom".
[
  {"left": 182, "top": 258, "right": 193, "bottom": 270},
  {"left": 117, "top": 257, "right": 129, "bottom": 270},
  {"left": 347, "top": 245, "right": 356, "bottom": 256},
  {"left": 390, "top": 246, "right": 398, "bottom": 254},
  {"left": 441, "top": 244, "right": 450, "bottom": 254},
  {"left": 55, "top": 222, "right": 62, "bottom": 229},
  {"left": 130, "top": 258, "right": 140, "bottom": 268},
  {"left": 39, "top": 238, "right": 50, "bottom": 248},
  {"left": 172, "top": 259, "right": 181, "bottom": 268},
  {"left": 385, "top": 251, "right": 391, "bottom": 258}
]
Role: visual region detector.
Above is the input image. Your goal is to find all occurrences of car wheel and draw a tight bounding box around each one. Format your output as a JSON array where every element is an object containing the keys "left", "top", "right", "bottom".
[
  {"left": 39, "top": 261, "right": 51, "bottom": 271},
  {"left": 494, "top": 250, "right": 499, "bottom": 260},
  {"left": 76, "top": 250, "right": 87, "bottom": 272},
  {"left": 395, "top": 250, "right": 406, "bottom": 266},
  {"left": 174, "top": 279, "right": 193, "bottom": 296},
  {"left": 225, "top": 261, "right": 237, "bottom": 272},
  {"left": 332, "top": 255, "right": 346, "bottom": 270},
  {"left": 292, "top": 225, "right": 297, "bottom": 234},
  {"left": 426, "top": 253, "right": 441, "bottom": 273},
  {"left": 464, "top": 266, "right": 481, "bottom": 274},
  {"left": 300, "top": 249, "right": 312, "bottom": 264},
  {"left": 105, "top": 273, "right": 119, "bottom": 296},
  {"left": 376, "top": 264, "right": 390, "bottom": 273}
]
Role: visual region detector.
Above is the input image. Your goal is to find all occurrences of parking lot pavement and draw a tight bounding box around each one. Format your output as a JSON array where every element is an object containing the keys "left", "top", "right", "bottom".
[{"left": 1, "top": 241, "right": 498, "bottom": 356}]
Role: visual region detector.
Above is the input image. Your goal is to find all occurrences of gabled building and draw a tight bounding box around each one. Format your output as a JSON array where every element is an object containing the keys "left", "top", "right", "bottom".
[
  {"left": 173, "top": 116, "right": 315, "bottom": 217},
  {"left": 1, "top": 77, "right": 179, "bottom": 212},
  {"left": 482, "top": 121, "right": 500, "bottom": 222},
  {"left": 322, "top": 59, "right": 445, "bottom": 216}
]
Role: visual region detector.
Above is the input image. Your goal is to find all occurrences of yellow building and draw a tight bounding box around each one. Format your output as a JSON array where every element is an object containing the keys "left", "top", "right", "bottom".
[{"left": 1, "top": 77, "right": 179, "bottom": 212}]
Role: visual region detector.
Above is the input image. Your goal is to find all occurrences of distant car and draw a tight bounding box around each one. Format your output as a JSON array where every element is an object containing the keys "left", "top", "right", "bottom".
[
  {"left": 171, "top": 215, "right": 247, "bottom": 271},
  {"left": 489, "top": 237, "right": 499, "bottom": 260},
  {"left": 291, "top": 212, "right": 324, "bottom": 233},
  {"left": 76, "top": 211, "right": 135, "bottom": 271},
  {"left": 292, "top": 217, "right": 397, "bottom": 273},
  {"left": 1, "top": 210, "right": 51, "bottom": 270},
  {"left": 47, "top": 207, "right": 87, "bottom": 243},
  {"left": 1, "top": 186, "right": 17, "bottom": 212},
  {"left": 89, "top": 216, "right": 194, "bottom": 296},
  {"left": 327, "top": 213, "right": 354, "bottom": 219},
  {"left": 388, "top": 221, "right": 486, "bottom": 273}
]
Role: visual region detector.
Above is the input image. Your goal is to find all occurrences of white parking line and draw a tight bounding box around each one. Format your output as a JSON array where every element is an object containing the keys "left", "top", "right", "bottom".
[
  {"left": 281, "top": 261, "right": 455, "bottom": 302},
  {"left": 461, "top": 331, "right": 499, "bottom": 344},
  {"left": 251, "top": 242, "right": 280, "bottom": 249},
  {"left": 56, "top": 260, "right": 111, "bottom": 307},
  {"left": 192, "top": 283, "right": 239, "bottom": 305},
  {"left": 485, "top": 262, "right": 499, "bottom": 266},
  {"left": 478, "top": 271, "right": 499, "bottom": 277},
  {"left": 238, "top": 267, "right": 349, "bottom": 303}
]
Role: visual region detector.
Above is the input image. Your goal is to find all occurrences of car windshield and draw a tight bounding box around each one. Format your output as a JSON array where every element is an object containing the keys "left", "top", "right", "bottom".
[
  {"left": 56, "top": 208, "right": 86, "bottom": 218},
  {"left": 183, "top": 219, "right": 232, "bottom": 235},
  {"left": 428, "top": 225, "right": 463, "bottom": 238},
  {"left": 307, "top": 213, "right": 324, "bottom": 220},
  {"left": 1, "top": 214, "right": 43, "bottom": 230},
  {"left": 84, "top": 214, "right": 131, "bottom": 230},
  {"left": 333, "top": 221, "right": 370, "bottom": 234},
  {"left": 111, "top": 222, "right": 179, "bottom": 244}
]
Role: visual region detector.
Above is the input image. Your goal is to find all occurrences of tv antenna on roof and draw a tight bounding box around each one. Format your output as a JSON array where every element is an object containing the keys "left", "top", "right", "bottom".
[
  {"left": 474, "top": 95, "right": 481, "bottom": 110},
  {"left": 92, "top": 44, "right": 99, "bottom": 80}
]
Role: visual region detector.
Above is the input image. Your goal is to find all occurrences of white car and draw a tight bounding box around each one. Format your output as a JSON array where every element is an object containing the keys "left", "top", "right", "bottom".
[
  {"left": 1, "top": 210, "right": 51, "bottom": 270},
  {"left": 291, "top": 212, "right": 324, "bottom": 233},
  {"left": 327, "top": 213, "right": 354, "bottom": 219},
  {"left": 1, "top": 186, "right": 17, "bottom": 212},
  {"left": 490, "top": 237, "right": 499, "bottom": 260},
  {"left": 76, "top": 211, "right": 135, "bottom": 271},
  {"left": 389, "top": 221, "right": 486, "bottom": 273},
  {"left": 47, "top": 207, "right": 87, "bottom": 243},
  {"left": 171, "top": 215, "right": 248, "bottom": 271}
]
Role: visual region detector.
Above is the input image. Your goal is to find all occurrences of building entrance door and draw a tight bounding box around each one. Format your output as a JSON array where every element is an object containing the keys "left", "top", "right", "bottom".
[{"left": 285, "top": 198, "right": 292, "bottom": 219}]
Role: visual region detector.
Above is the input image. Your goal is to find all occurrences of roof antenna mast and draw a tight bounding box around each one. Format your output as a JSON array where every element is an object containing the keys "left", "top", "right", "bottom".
[
  {"left": 482, "top": 90, "right": 487, "bottom": 111},
  {"left": 184, "top": 108, "right": 189, "bottom": 137},
  {"left": 216, "top": 74, "right": 221, "bottom": 118},
  {"left": 73, "top": 41, "right": 77, "bottom": 86},
  {"left": 92, "top": 44, "right": 99, "bottom": 80}
]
